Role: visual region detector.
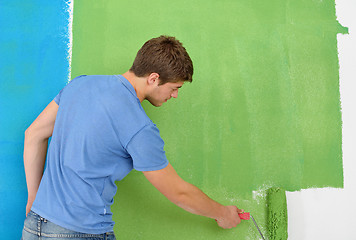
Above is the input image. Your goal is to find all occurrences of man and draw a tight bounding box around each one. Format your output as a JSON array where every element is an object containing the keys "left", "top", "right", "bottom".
[{"left": 22, "top": 36, "right": 242, "bottom": 239}]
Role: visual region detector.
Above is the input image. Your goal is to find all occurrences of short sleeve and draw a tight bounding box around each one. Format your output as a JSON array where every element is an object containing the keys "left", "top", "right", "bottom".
[
  {"left": 126, "top": 124, "right": 169, "bottom": 171},
  {"left": 53, "top": 88, "right": 64, "bottom": 105},
  {"left": 53, "top": 75, "right": 87, "bottom": 105}
]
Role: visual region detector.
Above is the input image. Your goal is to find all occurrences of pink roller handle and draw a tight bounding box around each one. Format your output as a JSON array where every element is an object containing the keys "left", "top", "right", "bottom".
[{"left": 238, "top": 212, "right": 250, "bottom": 220}]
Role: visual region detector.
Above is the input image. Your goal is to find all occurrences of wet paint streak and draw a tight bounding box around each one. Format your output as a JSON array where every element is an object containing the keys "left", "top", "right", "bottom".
[{"left": 0, "top": 1, "right": 71, "bottom": 238}]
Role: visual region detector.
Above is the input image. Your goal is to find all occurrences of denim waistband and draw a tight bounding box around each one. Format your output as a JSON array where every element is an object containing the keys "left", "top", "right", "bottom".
[{"left": 22, "top": 211, "right": 116, "bottom": 239}]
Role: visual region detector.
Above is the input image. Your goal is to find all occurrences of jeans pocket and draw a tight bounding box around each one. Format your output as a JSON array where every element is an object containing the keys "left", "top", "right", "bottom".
[{"left": 22, "top": 226, "right": 38, "bottom": 240}]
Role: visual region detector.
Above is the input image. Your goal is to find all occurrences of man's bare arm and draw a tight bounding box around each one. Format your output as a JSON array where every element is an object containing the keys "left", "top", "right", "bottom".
[
  {"left": 24, "top": 100, "right": 58, "bottom": 216},
  {"left": 143, "top": 163, "right": 243, "bottom": 229}
]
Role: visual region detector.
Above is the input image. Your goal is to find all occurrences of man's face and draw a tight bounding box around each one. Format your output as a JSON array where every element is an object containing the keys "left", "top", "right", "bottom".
[{"left": 146, "top": 80, "right": 184, "bottom": 107}]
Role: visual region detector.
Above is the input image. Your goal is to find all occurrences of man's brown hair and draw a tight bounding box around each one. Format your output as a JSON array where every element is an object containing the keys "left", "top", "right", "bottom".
[{"left": 130, "top": 35, "right": 193, "bottom": 85}]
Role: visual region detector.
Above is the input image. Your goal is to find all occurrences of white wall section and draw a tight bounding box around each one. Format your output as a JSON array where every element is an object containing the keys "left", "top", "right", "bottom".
[{"left": 287, "top": 1, "right": 356, "bottom": 239}]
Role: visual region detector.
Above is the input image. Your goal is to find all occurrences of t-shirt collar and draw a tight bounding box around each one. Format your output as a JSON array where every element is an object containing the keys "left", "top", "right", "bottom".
[{"left": 115, "top": 75, "right": 140, "bottom": 101}]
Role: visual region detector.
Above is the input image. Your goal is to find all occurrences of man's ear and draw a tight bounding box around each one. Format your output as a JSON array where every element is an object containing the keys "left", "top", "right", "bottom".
[{"left": 147, "top": 73, "right": 160, "bottom": 86}]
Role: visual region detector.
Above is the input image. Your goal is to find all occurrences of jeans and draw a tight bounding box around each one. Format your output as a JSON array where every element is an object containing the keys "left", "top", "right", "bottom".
[{"left": 22, "top": 211, "right": 116, "bottom": 240}]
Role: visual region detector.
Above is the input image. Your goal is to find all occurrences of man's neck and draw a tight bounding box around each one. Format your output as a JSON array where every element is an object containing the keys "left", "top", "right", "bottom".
[{"left": 122, "top": 71, "right": 145, "bottom": 102}]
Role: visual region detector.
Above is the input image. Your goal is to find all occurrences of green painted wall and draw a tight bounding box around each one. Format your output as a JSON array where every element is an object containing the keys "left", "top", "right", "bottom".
[{"left": 71, "top": 0, "right": 346, "bottom": 239}]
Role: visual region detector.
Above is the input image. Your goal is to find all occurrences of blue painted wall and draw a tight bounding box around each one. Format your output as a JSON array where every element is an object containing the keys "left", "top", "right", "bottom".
[{"left": 0, "top": 1, "right": 70, "bottom": 238}]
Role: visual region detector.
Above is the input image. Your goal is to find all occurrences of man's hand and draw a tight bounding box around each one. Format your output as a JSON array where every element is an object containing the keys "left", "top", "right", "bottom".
[{"left": 216, "top": 206, "right": 244, "bottom": 229}]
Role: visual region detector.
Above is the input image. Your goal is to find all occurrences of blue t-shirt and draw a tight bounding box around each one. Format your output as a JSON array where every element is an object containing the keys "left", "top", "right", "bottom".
[{"left": 31, "top": 75, "right": 169, "bottom": 234}]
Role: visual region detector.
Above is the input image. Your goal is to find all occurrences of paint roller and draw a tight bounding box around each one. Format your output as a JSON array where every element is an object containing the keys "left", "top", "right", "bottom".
[
  {"left": 238, "top": 187, "right": 288, "bottom": 240},
  {"left": 266, "top": 187, "right": 288, "bottom": 240}
]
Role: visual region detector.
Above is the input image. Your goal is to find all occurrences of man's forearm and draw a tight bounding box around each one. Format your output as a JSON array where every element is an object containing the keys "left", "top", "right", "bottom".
[
  {"left": 24, "top": 130, "right": 48, "bottom": 203},
  {"left": 22, "top": 101, "right": 58, "bottom": 215},
  {"left": 143, "top": 164, "right": 242, "bottom": 229},
  {"left": 160, "top": 179, "right": 243, "bottom": 229},
  {"left": 171, "top": 181, "right": 226, "bottom": 219}
]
